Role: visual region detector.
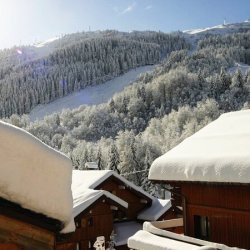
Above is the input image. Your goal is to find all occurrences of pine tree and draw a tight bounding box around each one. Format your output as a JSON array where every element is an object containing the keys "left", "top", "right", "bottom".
[{"left": 107, "top": 143, "right": 120, "bottom": 174}]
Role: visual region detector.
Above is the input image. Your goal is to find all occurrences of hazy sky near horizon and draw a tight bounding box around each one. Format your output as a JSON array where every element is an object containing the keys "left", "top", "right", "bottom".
[{"left": 0, "top": 0, "right": 250, "bottom": 49}]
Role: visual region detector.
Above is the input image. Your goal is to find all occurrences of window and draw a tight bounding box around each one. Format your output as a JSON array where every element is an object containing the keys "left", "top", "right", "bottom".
[
  {"left": 88, "top": 217, "right": 93, "bottom": 226},
  {"left": 194, "top": 215, "right": 210, "bottom": 240},
  {"left": 113, "top": 210, "right": 127, "bottom": 221},
  {"left": 81, "top": 218, "right": 87, "bottom": 227}
]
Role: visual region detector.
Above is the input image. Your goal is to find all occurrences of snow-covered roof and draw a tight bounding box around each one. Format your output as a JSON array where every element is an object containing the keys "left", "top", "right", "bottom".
[
  {"left": 0, "top": 121, "right": 73, "bottom": 228},
  {"left": 73, "top": 189, "right": 127, "bottom": 217},
  {"left": 62, "top": 172, "right": 128, "bottom": 233},
  {"left": 128, "top": 222, "right": 241, "bottom": 250},
  {"left": 72, "top": 170, "right": 152, "bottom": 200},
  {"left": 128, "top": 230, "right": 202, "bottom": 250},
  {"left": 114, "top": 221, "right": 142, "bottom": 246},
  {"left": 62, "top": 189, "right": 128, "bottom": 233},
  {"left": 138, "top": 198, "right": 171, "bottom": 221},
  {"left": 149, "top": 110, "right": 250, "bottom": 183},
  {"left": 85, "top": 162, "right": 99, "bottom": 169}
]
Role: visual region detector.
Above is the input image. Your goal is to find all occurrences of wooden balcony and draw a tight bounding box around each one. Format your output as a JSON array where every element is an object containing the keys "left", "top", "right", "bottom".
[{"left": 151, "top": 218, "right": 184, "bottom": 234}]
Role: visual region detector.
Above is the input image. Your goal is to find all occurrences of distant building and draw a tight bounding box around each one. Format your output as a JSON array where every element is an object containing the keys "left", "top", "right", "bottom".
[{"left": 85, "top": 162, "right": 99, "bottom": 170}]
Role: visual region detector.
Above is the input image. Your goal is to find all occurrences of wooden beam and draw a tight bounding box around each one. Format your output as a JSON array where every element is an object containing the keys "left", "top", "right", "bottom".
[
  {"left": 0, "top": 197, "right": 62, "bottom": 232},
  {"left": 0, "top": 215, "right": 55, "bottom": 250}
]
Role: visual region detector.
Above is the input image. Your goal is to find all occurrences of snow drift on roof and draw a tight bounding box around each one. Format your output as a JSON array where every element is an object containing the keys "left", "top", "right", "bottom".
[
  {"left": 72, "top": 170, "right": 152, "bottom": 200},
  {"left": 149, "top": 110, "right": 250, "bottom": 183},
  {"left": 138, "top": 198, "right": 171, "bottom": 221},
  {"left": 128, "top": 222, "right": 240, "bottom": 250},
  {"left": 72, "top": 189, "right": 127, "bottom": 218},
  {"left": 62, "top": 189, "right": 127, "bottom": 233},
  {"left": 128, "top": 230, "right": 201, "bottom": 250},
  {"left": 62, "top": 171, "right": 128, "bottom": 233},
  {"left": 0, "top": 121, "right": 73, "bottom": 228}
]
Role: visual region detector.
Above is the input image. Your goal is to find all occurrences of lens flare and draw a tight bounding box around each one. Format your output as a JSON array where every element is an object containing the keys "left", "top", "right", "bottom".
[{"left": 16, "top": 49, "right": 22, "bottom": 55}]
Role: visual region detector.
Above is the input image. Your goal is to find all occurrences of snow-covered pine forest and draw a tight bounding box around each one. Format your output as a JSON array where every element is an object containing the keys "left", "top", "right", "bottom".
[
  {"left": 0, "top": 31, "right": 188, "bottom": 118},
  {"left": 3, "top": 24, "right": 250, "bottom": 194}
]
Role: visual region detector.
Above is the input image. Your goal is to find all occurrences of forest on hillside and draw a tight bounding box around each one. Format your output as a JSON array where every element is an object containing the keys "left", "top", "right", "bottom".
[
  {"left": 0, "top": 31, "right": 188, "bottom": 118},
  {"left": 4, "top": 29, "right": 250, "bottom": 194}
]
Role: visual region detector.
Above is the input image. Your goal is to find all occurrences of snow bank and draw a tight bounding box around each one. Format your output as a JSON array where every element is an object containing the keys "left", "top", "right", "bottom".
[
  {"left": 0, "top": 121, "right": 73, "bottom": 227},
  {"left": 149, "top": 110, "right": 250, "bottom": 183},
  {"left": 138, "top": 198, "right": 171, "bottom": 221}
]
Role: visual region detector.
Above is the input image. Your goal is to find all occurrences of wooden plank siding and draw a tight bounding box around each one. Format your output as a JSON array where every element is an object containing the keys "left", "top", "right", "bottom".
[
  {"left": 166, "top": 182, "right": 250, "bottom": 249},
  {"left": 180, "top": 183, "right": 250, "bottom": 211},
  {"left": 57, "top": 198, "right": 114, "bottom": 250},
  {"left": 95, "top": 176, "right": 152, "bottom": 219},
  {"left": 186, "top": 204, "right": 250, "bottom": 249},
  {"left": 0, "top": 214, "right": 55, "bottom": 250}
]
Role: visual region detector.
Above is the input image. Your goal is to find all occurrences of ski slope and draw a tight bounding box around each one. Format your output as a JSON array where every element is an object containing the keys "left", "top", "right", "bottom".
[
  {"left": 183, "top": 20, "right": 250, "bottom": 36},
  {"left": 183, "top": 20, "right": 250, "bottom": 50},
  {"left": 29, "top": 65, "right": 154, "bottom": 121},
  {"left": 228, "top": 62, "right": 250, "bottom": 75}
]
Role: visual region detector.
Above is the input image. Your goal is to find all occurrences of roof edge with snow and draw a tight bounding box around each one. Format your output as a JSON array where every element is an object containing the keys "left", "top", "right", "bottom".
[{"left": 149, "top": 110, "right": 250, "bottom": 184}]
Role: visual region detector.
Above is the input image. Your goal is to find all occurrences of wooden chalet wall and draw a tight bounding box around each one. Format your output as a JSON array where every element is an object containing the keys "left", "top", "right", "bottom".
[
  {"left": 170, "top": 182, "right": 250, "bottom": 249},
  {"left": 95, "top": 176, "right": 152, "bottom": 220},
  {"left": 0, "top": 214, "right": 55, "bottom": 250},
  {"left": 57, "top": 197, "right": 115, "bottom": 250}
]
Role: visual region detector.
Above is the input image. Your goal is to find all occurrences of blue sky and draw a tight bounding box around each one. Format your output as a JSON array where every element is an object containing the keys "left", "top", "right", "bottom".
[{"left": 0, "top": 0, "right": 250, "bottom": 49}]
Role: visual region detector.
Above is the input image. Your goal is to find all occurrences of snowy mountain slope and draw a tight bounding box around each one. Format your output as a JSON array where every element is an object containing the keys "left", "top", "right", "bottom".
[
  {"left": 29, "top": 65, "right": 154, "bottom": 121},
  {"left": 34, "top": 36, "right": 60, "bottom": 48},
  {"left": 183, "top": 20, "right": 250, "bottom": 36},
  {"left": 182, "top": 20, "right": 250, "bottom": 50}
]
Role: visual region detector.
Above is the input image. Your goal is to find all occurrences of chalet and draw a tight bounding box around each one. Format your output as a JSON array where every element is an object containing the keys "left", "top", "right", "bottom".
[
  {"left": 57, "top": 188, "right": 128, "bottom": 250},
  {"left": 0, "top": 121, "right": 172, "bottom": 250},
  {"left": 128, "top": 110, "right": 250, "bottom": 250},
  {"left": 72, "top": 170, "right": 153, "bottom": 220},
  {"left": 71, "top": 170, "right": 173, "bottom": 249}
]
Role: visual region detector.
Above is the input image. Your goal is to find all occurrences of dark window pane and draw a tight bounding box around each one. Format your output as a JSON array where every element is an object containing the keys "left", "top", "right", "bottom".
[{"left": 194, "top": 215, "right": 210, "bottom": 240}]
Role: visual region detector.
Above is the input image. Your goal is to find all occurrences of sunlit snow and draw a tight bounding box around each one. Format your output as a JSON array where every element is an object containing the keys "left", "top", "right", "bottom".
[{"left": 29, "top": 65, "right": 154, "bottom": 121}]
